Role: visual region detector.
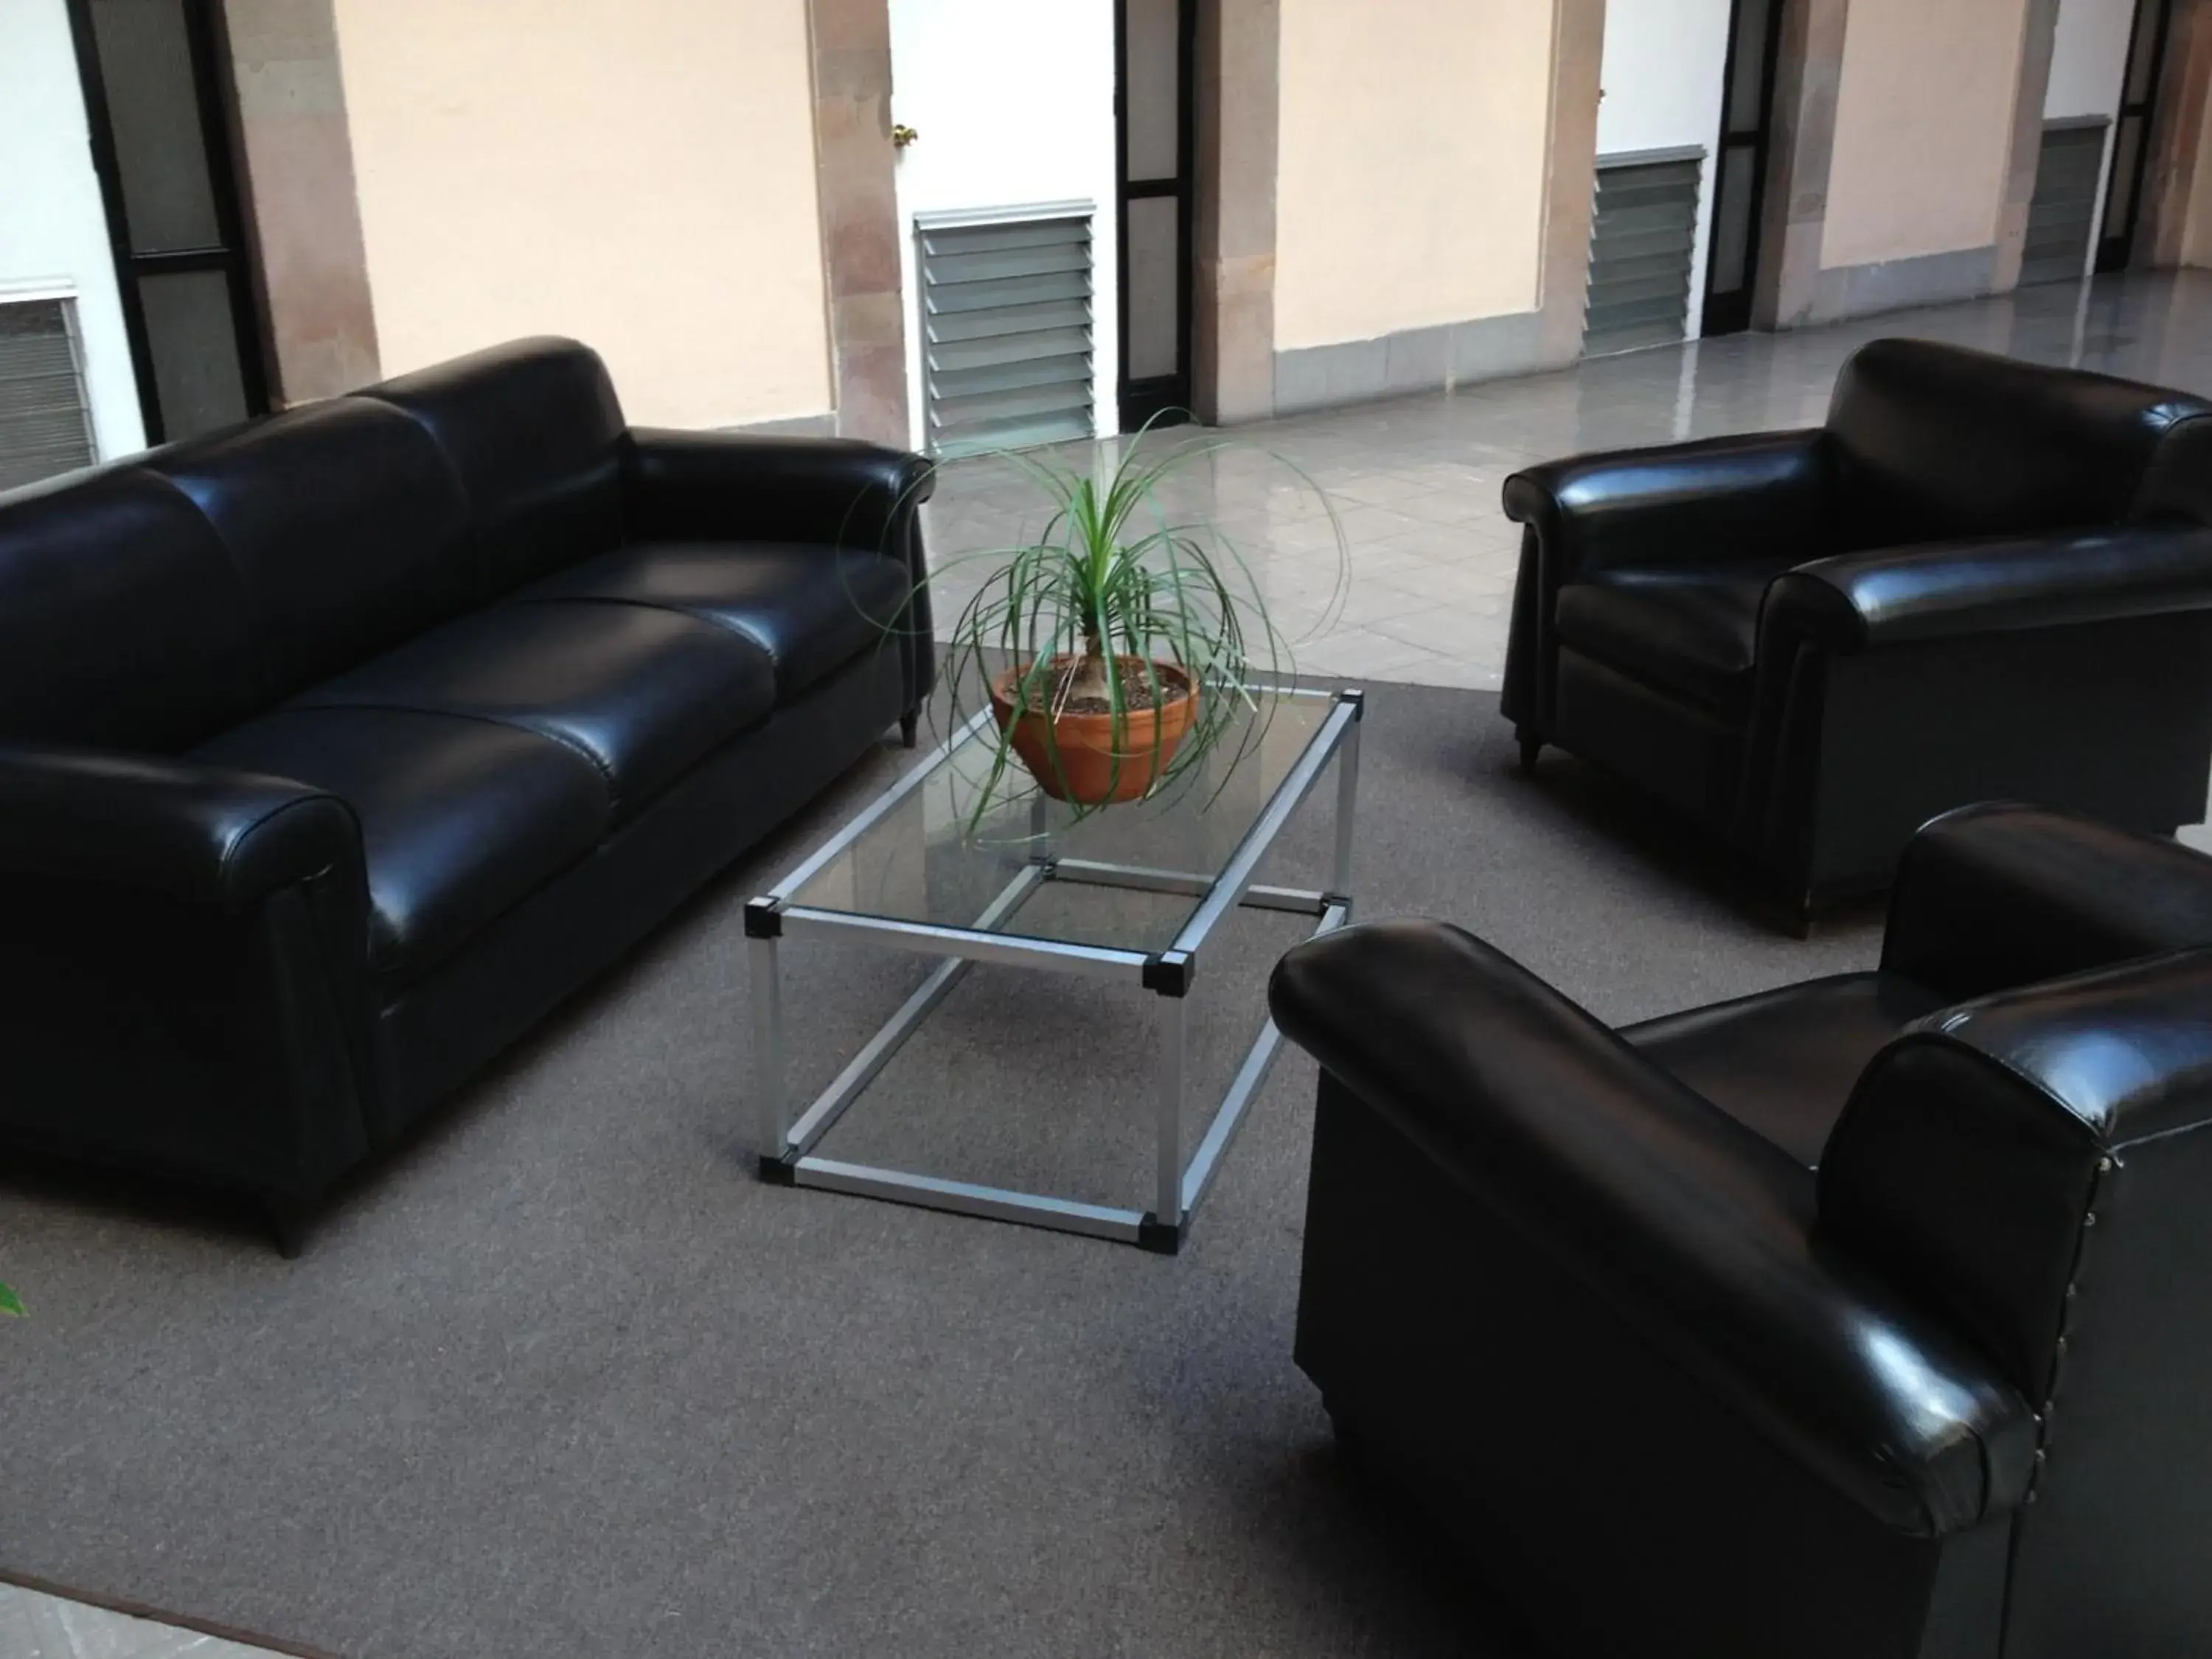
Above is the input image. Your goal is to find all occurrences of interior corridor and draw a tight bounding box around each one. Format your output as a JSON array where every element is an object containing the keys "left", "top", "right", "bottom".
[{"left": 922, "top": 269, "right": 2212, "bottom": 692}]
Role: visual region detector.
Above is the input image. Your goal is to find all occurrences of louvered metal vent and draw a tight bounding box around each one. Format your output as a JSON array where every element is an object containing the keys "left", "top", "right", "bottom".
[
  {"left": 2021, "top": 119, "right": 2109, "bottom": 288},
  {"left": 1585, "top": 151, "right": 1703, "bottom": 358},
  {"left": 0, "top": 299, "right": 98, "bottom": 491},
  {"left": 917, "top": 206, "right": 1095, "bottom": 459}
]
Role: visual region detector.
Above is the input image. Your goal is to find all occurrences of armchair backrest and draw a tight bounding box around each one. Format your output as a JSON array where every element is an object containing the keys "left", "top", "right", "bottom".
[
  {"left": 1818, "top": 950, "right": 2212, "bottom": 1643},
  {"left": 1824, "top": 338, "right": 2212, "bottom": 552}
]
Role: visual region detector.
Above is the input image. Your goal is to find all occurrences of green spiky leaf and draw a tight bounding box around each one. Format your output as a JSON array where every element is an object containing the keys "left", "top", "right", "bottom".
[
  {"left": 877, "top": 414, "right": 1349, "bottom": 839},
  {"left": 0, "top": 1282, "right": 24, "bottom": 1318}
]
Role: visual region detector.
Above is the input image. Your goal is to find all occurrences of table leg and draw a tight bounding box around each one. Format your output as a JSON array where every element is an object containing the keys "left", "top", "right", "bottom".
[
  {"left": 751, "top": 933, "right": 787, "bottom": 1166},
  {"left": 1334, "top": 709, "right": 1363, "bottom": 900},
  {"left": 1155, "top": 992, "right": 1186, "bottom": 1231}
]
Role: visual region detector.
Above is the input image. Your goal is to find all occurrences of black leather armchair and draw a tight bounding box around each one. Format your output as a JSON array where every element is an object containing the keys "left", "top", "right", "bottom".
[
  {"left": 1270, "top": 804, "right": 2212, "bottom": 1659},
  {"left": 0, "top": 338, "right": 933, "bottom": 1247},
  {"left": 1501, "top": 339, "right": 2212, "bottom": 917}
]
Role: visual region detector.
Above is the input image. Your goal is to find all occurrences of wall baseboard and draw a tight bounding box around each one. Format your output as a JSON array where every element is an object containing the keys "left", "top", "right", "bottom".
[
  {"left": 1810, "top": 246, "right": 1999, "bottom": 324},
  {"left": 1270, "top": 310, "right": 1555, "bottom": 418}
]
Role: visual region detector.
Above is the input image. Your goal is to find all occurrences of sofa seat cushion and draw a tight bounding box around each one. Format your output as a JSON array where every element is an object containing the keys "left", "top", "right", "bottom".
[
  {"left": 291, "top": 601, "right": 776, "bottom": 819},
  {"left": 1622, "top": 971, "right": 1950, "bottom": 1168},
  {"left": 194, "top": 707, "right": 610, "bottom": 981},
  {"left": 1555, "top": 558, "right": 1797, "bottom": 719},
  {"left": 518, "top": 541, "right": 911, "bottom": 700}
]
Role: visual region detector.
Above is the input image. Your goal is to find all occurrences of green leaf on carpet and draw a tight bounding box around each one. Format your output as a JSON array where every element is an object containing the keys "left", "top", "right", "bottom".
[{"left": 0, "top": 1281, "right": 24, "bottom": 1317}]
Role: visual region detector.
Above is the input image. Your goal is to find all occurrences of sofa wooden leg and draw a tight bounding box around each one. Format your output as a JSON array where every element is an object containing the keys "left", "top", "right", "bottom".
[
  {"left": 1514, "top": 726, "right": 1543, "bottom": 773},
  {"left": 265, "top": 1200, "right": 308, "bottom": 1259},
  {"left": 899, "top": 709, "right": 919, "bottom": 749}
]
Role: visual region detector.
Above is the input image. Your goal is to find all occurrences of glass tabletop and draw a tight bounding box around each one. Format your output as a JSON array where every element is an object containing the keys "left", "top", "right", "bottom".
[{"left": 771, "top": 683, "right": 1352, "bottom": 956}]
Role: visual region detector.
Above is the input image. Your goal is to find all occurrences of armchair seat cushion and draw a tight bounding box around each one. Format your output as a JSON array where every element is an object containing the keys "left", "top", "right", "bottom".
[
  {"left": 1624, "top": 972, "right": 1950, "bottom": 1167},
  {"left": 1554, "top": 557, "right": 1795, "bottom": 717},
  {"left": 518, "top": 540, "right": 911, "bottom": 701},
  {"left": 291, "top": 600, "right": 776, "bottom": 819},
  {"left": 194, "top": 707, "right": 610, "bottom": 981}
]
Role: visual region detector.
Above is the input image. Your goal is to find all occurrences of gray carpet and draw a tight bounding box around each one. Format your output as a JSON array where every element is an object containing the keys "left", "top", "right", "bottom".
[{"left": 0, "top": 682, "right": 1882, "bottom": 1659}]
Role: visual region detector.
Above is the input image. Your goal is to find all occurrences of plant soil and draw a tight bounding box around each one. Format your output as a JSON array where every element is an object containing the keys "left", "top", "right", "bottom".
[{"left": 1040, "top": 655, "right": 1192, "bottom": 717}]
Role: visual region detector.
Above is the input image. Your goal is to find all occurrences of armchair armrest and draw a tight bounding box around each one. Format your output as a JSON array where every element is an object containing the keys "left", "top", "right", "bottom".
[
  {"left": 620, "top": 429, "right": 934, "bottom": 554},
  {"left": 1270, "top": 919, "right": 2036, "bottom": 1537},
  {"left": 1882, "top": 802, "right": 2212, "bottom": 1002},
  {"left": 1501, "top": 428, "right": 1834, "bottom": 584},
  {"left": 0, "top": 745, "right": 360, "bottom": 911},
  {"left": 1767, "top": 523, "right": 2212, "bottom": 652}
]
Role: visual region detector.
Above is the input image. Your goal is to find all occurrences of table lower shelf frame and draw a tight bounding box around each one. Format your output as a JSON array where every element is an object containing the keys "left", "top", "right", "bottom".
[{"left": 745, "top": 688, "right": 1361, "bottom": 1254}]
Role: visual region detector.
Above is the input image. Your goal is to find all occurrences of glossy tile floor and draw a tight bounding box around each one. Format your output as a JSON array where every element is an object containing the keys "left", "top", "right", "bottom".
[
  {"left": 20, "top": 268, "right": 2212, "bottom": 1659},
  {"left": 0, "top": 1585, "right": 274, "bottom": 1659},
  {"left": 924, "top": 269, "right": 2212, "bottom": 693}
]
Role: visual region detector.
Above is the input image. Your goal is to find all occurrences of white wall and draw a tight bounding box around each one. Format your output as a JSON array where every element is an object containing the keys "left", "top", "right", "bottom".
[
  {"left": 2047, "top": 0, "right": 2135, "bottom": 117},
  {"left": 887, "top": 0, "right": 1119, "bottom": 444},
  {"left": 1597, "top": 0, "right": 1733, "bottom": 342},
  {"left": 0, "top": 0, "right": 145, "bottom": 462}
]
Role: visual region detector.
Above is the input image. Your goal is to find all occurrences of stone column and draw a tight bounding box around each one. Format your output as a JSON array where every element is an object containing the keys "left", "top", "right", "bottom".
[
  {"left": 1537, "top": 0, "right": 1605, "bottom": 363},
  {"left": 1192, "top": 0, "right": 1279, "bottom": 425},
  {"left": 1754, "top": 0, "right": 1849, "bottom": 330},
  {"left": 1992, "top": 0, "right": 2065, "bottom": 293},
  {"left": 2140, "top": 0, "right": 2212, "bottom": 269},
  {"left": 808, "top": 0, "right": 909, "bottom": 446},
  {"left": 218, "top": 0, "right": 380, "bottom": 403}
]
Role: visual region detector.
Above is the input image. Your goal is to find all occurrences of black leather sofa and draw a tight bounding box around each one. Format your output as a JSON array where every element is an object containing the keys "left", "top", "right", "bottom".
[
  {"left": 1501, "top": 339, "right": 2212, "bottom": 918},
  {"left": 0, "top": 338, "right": 931, "bottom": 1248},
  {"left": 1270, "top": 803, "right": 2212, "bottom": 1659}
]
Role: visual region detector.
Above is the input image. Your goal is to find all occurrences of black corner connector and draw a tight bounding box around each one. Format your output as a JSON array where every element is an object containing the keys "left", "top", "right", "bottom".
[
  {"left": 1136, "top": 1214, "right": 1183, "bottom": 1256},
  {"left": 757, "top": 1152, "right": 798, "bottom": 1186},
  {"left": 1340, "top": 686, "right": 1367, "bottom": 720},
  {"left": 743, "top": 897, "right": 784, "bottom": 939},
  {"left": 1143, "top": 950, "right": 1194, "bottom": 998}
]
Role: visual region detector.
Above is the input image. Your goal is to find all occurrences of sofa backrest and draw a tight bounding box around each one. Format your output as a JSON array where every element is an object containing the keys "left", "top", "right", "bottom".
[
  {"left": 0, "top": 336, "right": 634, "bottom": 755},
  {"left": 358, "top": 337, "right": 628, "bottom": 596},
  {"left": 1825, "top": 338, "right": 2212, "bottom": 550},
  {"left": 0, "top": 466, "right": 268, "bottom": 751},
  {"left": 147, "top": 397, "right": 475, "bottom": 706},
  {"left": 1818, "top": 947, "right": 2212, "bottom": 1645}
]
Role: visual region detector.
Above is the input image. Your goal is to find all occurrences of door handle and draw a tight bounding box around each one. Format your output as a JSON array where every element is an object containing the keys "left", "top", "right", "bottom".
[{"left": 892, "top": 124, "right": 920, "bottom": 149}]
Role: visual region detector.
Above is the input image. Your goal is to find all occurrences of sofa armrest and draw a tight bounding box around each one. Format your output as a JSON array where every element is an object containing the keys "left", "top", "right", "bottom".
[
  {"left": 0, "top": 745, "right": 360, "bottom": 911},
  {"left": 1270, "top": 919, "right": 2037, "bottom": 1537},
  {"left": 1501, "top": 428, "right": 1834, "bottom": 585},
  {"left": 1767, "top": 524, "right": 2212, "bottom": 652},
  {"left": 1882, "top": 802, "right": 2212, "bottom": 1002},
  {"left": 621, "top": 429, "right": 934, "bottom": 554}
]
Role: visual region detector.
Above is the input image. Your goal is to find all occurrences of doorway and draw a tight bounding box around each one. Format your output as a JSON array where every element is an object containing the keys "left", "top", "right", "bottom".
[
  {"left": 1701, "top": 0, "right": 1784, "bottom": 336},
  {"left": 2097, "top": 0, "right": 2176, "bottom": 271},
  {"left": 63, "top": 0, "right": 268, "bottom": 446},
  {"left": 888, "top": 0, "right": 1121, "bottom": 458}
]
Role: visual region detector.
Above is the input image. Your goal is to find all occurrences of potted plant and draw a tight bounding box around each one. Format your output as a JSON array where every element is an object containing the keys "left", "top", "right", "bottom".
[{"left": 929, "top": 427, "right": 1342, "bottom": 831}]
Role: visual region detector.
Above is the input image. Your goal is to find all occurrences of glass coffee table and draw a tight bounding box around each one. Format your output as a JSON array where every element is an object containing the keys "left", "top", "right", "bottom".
[{"left": 744, "top": 681, "right": 1363, "bottom": 1253}]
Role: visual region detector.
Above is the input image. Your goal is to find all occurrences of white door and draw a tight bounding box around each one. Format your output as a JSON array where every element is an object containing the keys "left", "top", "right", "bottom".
[{"left": 888, "top": 0, "right": 1119, "bottom": 455}]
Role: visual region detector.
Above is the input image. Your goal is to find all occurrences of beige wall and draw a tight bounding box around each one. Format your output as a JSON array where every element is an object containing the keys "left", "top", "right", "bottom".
[
  {"left": 1273, "top": 0, "right": 1554, "bottom": 349},
  {"left": 331, "top": 0, "right": 832, "bottom": 428},
  {"left": 1823, "top": 0, "right": 2031, "bottom": 267}
]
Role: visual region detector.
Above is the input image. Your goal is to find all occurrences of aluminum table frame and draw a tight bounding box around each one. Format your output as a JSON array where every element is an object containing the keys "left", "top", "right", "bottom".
[{"left": 743, "top": 685, "right": 1363, "bottom": 1253}]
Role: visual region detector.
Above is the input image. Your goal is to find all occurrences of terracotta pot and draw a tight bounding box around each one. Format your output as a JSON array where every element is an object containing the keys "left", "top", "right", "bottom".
[{"left": 990, "top": 657, "right": 1199, "bottom": 804}]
